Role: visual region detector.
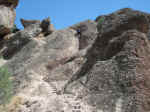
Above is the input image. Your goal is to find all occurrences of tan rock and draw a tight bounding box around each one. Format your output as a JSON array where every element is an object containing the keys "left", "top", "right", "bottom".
[
  {"left": 0, "top": 5, "right": 16, "bottom": 36},
  {"left": 20, "top": 18, "right": 41, "bottom": 28},
  {"left": 49, "top": 23, "right": 55, "bottom": 32}
]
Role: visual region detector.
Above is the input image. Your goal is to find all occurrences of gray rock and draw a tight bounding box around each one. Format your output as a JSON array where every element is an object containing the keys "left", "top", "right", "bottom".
[
  {"left": 63, "top": 8, "right": 150, "bottom": 112},
  {"left": 1, "top": 8, "right": 150, "bottom": 112},
  {"left": 0, "top": 29, "right": 79, "bottom": 112},
  {"left": 70, "top": 20, "right": 97, "bottom": 49},
  {"left": 2, "top": 24, "right": 42, "bottom": 59},
  {"left": 4, "top": 28, "right": 78, "bottom": 90},
  {"left": 96, "top": 8, "right": 149, "bottom": 35},
  {"left": 65, "top": 30, "right": 150, "bottom": 112}
]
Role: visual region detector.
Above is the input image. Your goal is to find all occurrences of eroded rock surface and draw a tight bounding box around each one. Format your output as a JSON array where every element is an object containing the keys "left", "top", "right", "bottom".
[
  {"left": 1, "top": 8, "right": 150, "bottom": 112},
  {"left": 1, "top": 24, "right": 42, "bottom": 59},
  {"left": 70, "top": 20, "right": 97, "bottom": 49},
  {"left": 63, "top": 8, "right": 150, "bottom": 112},
  {"left": 21, "top": 17, "right": 55, "bottom": 35},
  {"left": 0, "top": 0, "right": 19, "bottom": 37},
  {"left": 0, "top": 6, "right": 16, "bottom": 36},
  {"left": 69, "top": 30, "right": 150, "bottom": 112}
]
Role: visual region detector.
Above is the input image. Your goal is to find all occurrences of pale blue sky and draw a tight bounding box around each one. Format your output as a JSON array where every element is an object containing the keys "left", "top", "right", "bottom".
[{"left": 15, "top": 0, "right": 150, "bottom": 29}]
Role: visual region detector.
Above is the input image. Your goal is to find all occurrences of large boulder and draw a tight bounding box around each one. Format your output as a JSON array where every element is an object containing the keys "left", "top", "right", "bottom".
[
  {"left": 70, "top": 30, "right": 150, "bottom": 112},
  {"left": 0, "top": 5, "right": 16, "bottom": 36},
  {"left": 0, "top": 0, "right": 19, "bottom": 36},
  {"left": 2, "top": 17, "right": 56, "bottom": 60},
  {"left": 2, "top": 24, "right": 42, "bottom": 59},
  {"left": 96, "top": 8, "right": 150, "bottom": 35},
  {"left": 0, "top": 28, "right": 79, "bottom": 112},
  {"left": 95, "top": 8, "right": 150, "bottom": 60},
  {"left": 63, "top": 8, "right": 150, "bottom": 112},
  {"left": 21, "top": 18, "right": 55, "bottom": 36}
]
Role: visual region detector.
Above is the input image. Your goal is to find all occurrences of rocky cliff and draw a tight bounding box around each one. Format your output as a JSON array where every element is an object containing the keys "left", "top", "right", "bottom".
[{"left": 0, "top": 1, "right": 150, "bottom": 112}]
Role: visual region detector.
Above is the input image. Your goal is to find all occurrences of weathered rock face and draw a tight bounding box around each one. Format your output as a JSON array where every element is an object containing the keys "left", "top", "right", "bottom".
[
  {"left": 21, "top": 17, "right": 55, "bottom": 36},
  {"left": 77, "top": 30, "right": 150, "bottom": 112},
  {"left": 1, "top": 17, "right": 55, "bottom": 60},
  {"left": 70, "top": 20, "right": 97, "bottom": 49},
  {"left": 0, "top": 5, "right": 16, "bottom": 36},
  {"left": 0, "top": 0, "right": 19, "bottom": 37},
  {"left": 0, "top": 28, "right": 79, "bottom": 112},
  {"left": 63, "top": 8, "right": 150, "bottom": 112},
  {"left": 1, "top": 24, "right": 42, "bottom": 59},
  {"left": 96, "top": 8, "right": 150, "bottom": 35},
  {"left": 1, "top": 8, "right": 150, "bottom": 112}
]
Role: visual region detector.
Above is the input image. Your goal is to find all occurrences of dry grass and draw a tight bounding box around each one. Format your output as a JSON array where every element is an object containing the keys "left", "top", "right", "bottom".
[{"left": 0, "top": 96, "right": 23, "bottom": 112}]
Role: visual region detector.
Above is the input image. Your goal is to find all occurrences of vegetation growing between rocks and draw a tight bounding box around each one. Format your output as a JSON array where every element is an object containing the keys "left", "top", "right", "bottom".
[
  {"left": 0, "top": 66, "right": 13, "bottom": 106},
  {"left": 97, "top": 17, "right": 105, "bottom": 25},
  {"left": 96, "top": 16, "right": 105, "bottom": 31},
  {"left": 0, "top": 96, "right": 23, "bottom": 112}
]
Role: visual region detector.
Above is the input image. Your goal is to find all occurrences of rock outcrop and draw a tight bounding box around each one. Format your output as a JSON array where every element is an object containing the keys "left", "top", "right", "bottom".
[
  {"left": 40, "top": 17, "right": 55, "bottom": 36},
  {"left": 2, "top": 23, "right": 42, "bottom": 59},
  {"left": 70, "top": 20, "right": 97, "bottom": 49},
  {"left": 63, "top": 8, "right": 150, "bottom": 112},
  {"left": 21, "top": 17, "right": 55, "bottom": 36},
  {"left": 20, "top": 19, "right": 41, "bottom": 28},
  {"left": 0, "top": 0, "right": 18, "bottom": 37},
  {"left": 1, "top": 5, "right": 150, "bottom": 112}
]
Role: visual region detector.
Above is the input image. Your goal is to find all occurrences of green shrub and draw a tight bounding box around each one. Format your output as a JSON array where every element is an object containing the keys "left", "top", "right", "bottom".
[
  {"left": 0, "top": 66, "right": 13, "bottom": 105},
  {"left": 97, "top": 17, "right": 105, "bottom": 25},
  {"left": 97, "top": 17, "right": 105, "bottom": 31}
]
